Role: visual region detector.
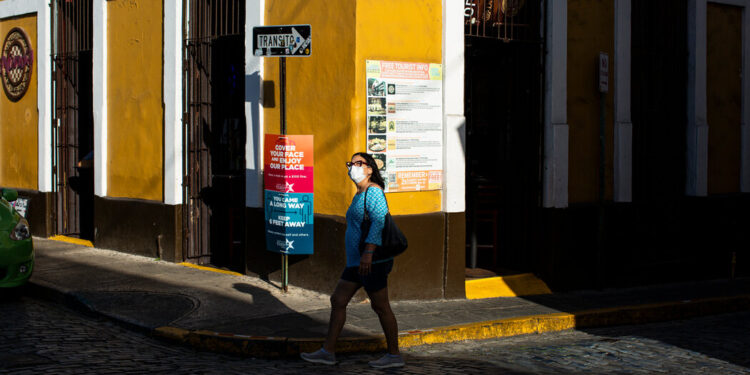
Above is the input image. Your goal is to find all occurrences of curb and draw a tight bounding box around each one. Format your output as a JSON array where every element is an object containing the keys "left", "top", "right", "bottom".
[
  {"left": 26, "top": 279, "right": 750, "bottom": 359},
  {"left": 25, "top": 280, "right": 154, "bottom": 335},
  {"left": 153, "top": 294, "right": 750, "bottom": 358},
  {"left": 47, "top": 235, "right": 94, "bottom": 248}
]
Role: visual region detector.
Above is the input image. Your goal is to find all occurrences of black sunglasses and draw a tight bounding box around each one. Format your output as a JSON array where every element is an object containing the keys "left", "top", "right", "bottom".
[{"left": 345, "top": 161, "right": 369, "bottom": 168}]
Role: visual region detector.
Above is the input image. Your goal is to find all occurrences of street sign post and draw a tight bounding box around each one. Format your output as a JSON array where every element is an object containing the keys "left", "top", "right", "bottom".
[
  {"left": 254, "top": 24, "right": 312, "bottom": 293},
  {"left": 597, "top": 52, "right": 609, "bottom": 288},
  {"left": 598, "top": 52, "right": 609, "bottom": 94}
]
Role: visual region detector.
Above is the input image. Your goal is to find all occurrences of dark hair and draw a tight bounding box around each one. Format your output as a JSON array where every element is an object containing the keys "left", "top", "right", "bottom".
[{"left": 353, "top": 152, "right": 385, "bottom": 189}]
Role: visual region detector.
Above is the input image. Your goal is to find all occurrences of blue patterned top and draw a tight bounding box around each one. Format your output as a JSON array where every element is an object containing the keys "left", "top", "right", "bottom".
[{"left": 344, "top": 186, "right": 390, "bottom": 267}]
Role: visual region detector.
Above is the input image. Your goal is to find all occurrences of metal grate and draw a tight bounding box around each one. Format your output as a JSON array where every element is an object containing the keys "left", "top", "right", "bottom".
[
  {"left": 51, "top": 0, "right": 93, "bottom": 239},
  {"left": 464, "top": 0, "right": 541, "bottom": 42},
  {"left": 183, "top": 0, "right": 246, "bottom": 266}
]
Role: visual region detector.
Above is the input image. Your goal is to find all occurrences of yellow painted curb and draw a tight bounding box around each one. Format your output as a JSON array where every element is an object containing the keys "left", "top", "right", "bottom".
[
  {"left": 154, "top": 326, "right": 190, "bottom": 341},
  {"left": 151, "top": 294, "right": 750, "bottom": 358},
  {"left": 398, "top": 313, "right": 576, "bottom": 348},
  {"left": 466, "top": 273, "right": 552, "bottom": 299},
  {"left": 48, "top": 235, "right": 94, "bottom": 248},
  {"left": 178, "top": 262, "right": 244, "bottom": 277}
]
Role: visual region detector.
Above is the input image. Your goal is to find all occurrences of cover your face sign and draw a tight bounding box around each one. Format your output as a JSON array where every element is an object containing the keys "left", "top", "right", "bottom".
[{"left": 264, "top": 134, "right": 314, "bottom": 254}]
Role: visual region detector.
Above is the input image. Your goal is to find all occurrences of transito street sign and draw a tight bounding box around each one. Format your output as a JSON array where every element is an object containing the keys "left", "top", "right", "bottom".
[{"left": 253, "top": 25, "right": 311, "bottom": 57}]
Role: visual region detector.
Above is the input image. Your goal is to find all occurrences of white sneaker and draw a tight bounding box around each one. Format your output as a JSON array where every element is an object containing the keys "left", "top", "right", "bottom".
[
  {"left": 368, "top": 354, "right": 405, "bottom": 369},
  {"left": 300, "top": 348, "right": 336, "bottom": 365}
]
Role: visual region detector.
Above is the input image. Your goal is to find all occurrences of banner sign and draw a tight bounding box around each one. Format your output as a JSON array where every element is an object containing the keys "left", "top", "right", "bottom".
[
  {"left": 365, "top": 60, "right": 443, "bottom": 192},
  {"left": 264, "top": 134, "right": 314, "bottom": 254},
  {"left": 1, "top": 27, "right": 34, "bottom": 102}
]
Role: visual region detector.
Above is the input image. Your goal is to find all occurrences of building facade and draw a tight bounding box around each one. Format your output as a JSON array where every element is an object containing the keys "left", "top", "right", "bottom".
[{"left": 0, "top": 0, "right": 747, "bottom": 299}]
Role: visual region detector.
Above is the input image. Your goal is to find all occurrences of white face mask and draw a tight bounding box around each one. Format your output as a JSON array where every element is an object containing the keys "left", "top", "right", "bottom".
[{"left": 348, "top": 165, "right": 366, "bottom": 183}]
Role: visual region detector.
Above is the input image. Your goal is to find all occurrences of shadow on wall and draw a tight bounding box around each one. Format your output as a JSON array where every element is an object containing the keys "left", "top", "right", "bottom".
[
  {"left": 245, "top": 72, "right": 267, "bottom": 209},
  {"left": 519, "top": 189, "right": 750, "bottom": 295}
]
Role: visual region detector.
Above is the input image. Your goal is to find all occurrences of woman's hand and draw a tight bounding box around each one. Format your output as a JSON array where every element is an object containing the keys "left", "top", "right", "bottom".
[{"left": 359, "top": 244, "right": 376, "bottom": 275}]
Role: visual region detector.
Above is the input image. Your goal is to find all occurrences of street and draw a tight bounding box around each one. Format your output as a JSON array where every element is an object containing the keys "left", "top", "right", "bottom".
[{"left": 1, "top": 292, "right": 749, "bottom": 374}]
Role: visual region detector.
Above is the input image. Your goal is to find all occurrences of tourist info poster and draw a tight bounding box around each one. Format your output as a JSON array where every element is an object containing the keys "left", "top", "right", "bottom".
[
  {"left": 264, "top": 134, "right": 314, "bottom": 255},
  {"left": 365, "top": 60, "right": 443, "bottom": 192}
]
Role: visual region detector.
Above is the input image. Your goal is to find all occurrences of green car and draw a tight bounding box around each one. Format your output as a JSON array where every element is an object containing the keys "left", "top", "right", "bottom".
[{"left": 0, "top": 188, "right": 33, "bottom": 287}]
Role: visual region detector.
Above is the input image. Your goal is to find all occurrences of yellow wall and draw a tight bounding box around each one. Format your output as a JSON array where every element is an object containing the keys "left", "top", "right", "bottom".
[
  {"left": 354, "top": 0, "right": 443, "bottom": 215},
  {"left": 707, "top": 3, "right": 741, "bottom": 194},
  {"left": 567, "top": 0, "right": 614, "bottom": 203},
  {"left": 0, "top": 15, "right": 38, "bottom": 190},
  {"left": 264, "top": 0, "right": 443, "bottom": 216},
  {"left": 106, "top": 0, "right": 163, "bottom": 201},
  {"left": 264, "top": 0, "right": 358, "bottom": 216}
]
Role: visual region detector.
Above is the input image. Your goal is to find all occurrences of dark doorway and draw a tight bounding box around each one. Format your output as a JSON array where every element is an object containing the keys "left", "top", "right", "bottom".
[
  {"left": 628, "top": 0, "right": 697, "bottom": 280},
  {"left": 631, "top": 0, "right": 688, "bottom": 202},
  {"left": 184, "top": 0, "right": 246, "bottom": 272},
  {"left": 464, "top": 0, "right": 543, "bottom": 277},
  {"left": 52, "top": 0, "right": 94, "bottom": 241}
]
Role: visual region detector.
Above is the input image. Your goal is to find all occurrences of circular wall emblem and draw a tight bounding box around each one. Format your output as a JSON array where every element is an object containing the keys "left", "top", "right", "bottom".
[{"left": 1, "top": 28, "right": 34, "bottom": 102}]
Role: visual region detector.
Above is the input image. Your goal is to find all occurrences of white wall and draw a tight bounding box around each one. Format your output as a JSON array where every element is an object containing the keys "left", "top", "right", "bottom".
[
  {"left": 163, "top": 0, "right": 183, "bottom": 205},
  {"left": 245, "top": 0, "right": 265, "bottom": 208},
  {"left": 93, "top": 0, "right": 107, "bottom": 197},
  {"left": 614, "top": 0, "right": 633, "bottom": 202},
  {"left": 442, "top": 0, "right": 465, "bottom": 213},
  {"left": 543, "top": 0, "right": 569, "bottom": 208}
]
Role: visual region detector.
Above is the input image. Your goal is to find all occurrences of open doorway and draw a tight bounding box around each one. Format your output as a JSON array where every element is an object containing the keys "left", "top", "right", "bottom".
[
  {"left": 183, "top": 0, "right": 246, "bottom": 272},
  {"left": 464, "top": 0, "right": 543, "bottom": 279},
  {"left": 52, "top": 0, "right": 94, "bottom": 241}
]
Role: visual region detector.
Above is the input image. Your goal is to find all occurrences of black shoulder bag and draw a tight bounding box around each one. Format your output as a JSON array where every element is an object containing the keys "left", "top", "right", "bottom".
[{"left": 359, "top": 187, "right": 408, "bottom": 261}]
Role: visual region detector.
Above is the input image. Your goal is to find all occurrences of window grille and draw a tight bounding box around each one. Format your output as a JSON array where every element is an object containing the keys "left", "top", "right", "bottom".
[{"left": 464, "top": 0, "right": 541, "bottom": 42}]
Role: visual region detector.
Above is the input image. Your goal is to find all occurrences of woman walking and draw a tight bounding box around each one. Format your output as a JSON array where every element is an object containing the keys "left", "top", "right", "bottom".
[{"left": 300, "top": 152, "right": 404, "bottom": 369}]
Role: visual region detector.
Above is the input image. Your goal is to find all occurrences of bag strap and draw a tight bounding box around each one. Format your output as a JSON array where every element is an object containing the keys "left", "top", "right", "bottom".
[
  {"left": 362, "top": 184, "right": 388, "bottom": 221},
  {"left": 363, "top": 187, "right": 369, "bottom": 221}
]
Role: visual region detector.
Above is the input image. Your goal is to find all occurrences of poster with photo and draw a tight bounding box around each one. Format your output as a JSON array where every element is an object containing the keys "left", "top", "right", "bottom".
[{"left": 365, "top": 60, "right": 443, "bottom": 192}]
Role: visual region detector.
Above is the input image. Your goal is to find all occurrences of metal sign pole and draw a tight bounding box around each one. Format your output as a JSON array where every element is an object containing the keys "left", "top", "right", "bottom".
[
  {"left": 253, "top": 25, "right": 310, "bottom": 294},
  {"left": 597, "top": 90, "right": 605, "bottom": 288},
  {"left": 596, "top": 53, "right": 609, "bottom": 289},
  {"left": 280, "top": 56, "right": 288, "bottom": 293},
  {"left": 280, "top": 56, "right": 287, "bottom": 135}
]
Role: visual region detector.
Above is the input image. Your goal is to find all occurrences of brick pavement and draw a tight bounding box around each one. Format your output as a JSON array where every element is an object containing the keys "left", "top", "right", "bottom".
[{"left": 2, "top": 293, "right": 749, "bottom": 374}]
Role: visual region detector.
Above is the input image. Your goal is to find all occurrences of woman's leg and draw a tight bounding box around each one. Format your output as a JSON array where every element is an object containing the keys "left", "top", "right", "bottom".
[
  {"left": 323, "top": 279, "right": 360, "bottom": 352},
  {"left": 367, "top": 286, "right": 399, "bottom": 355}
]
